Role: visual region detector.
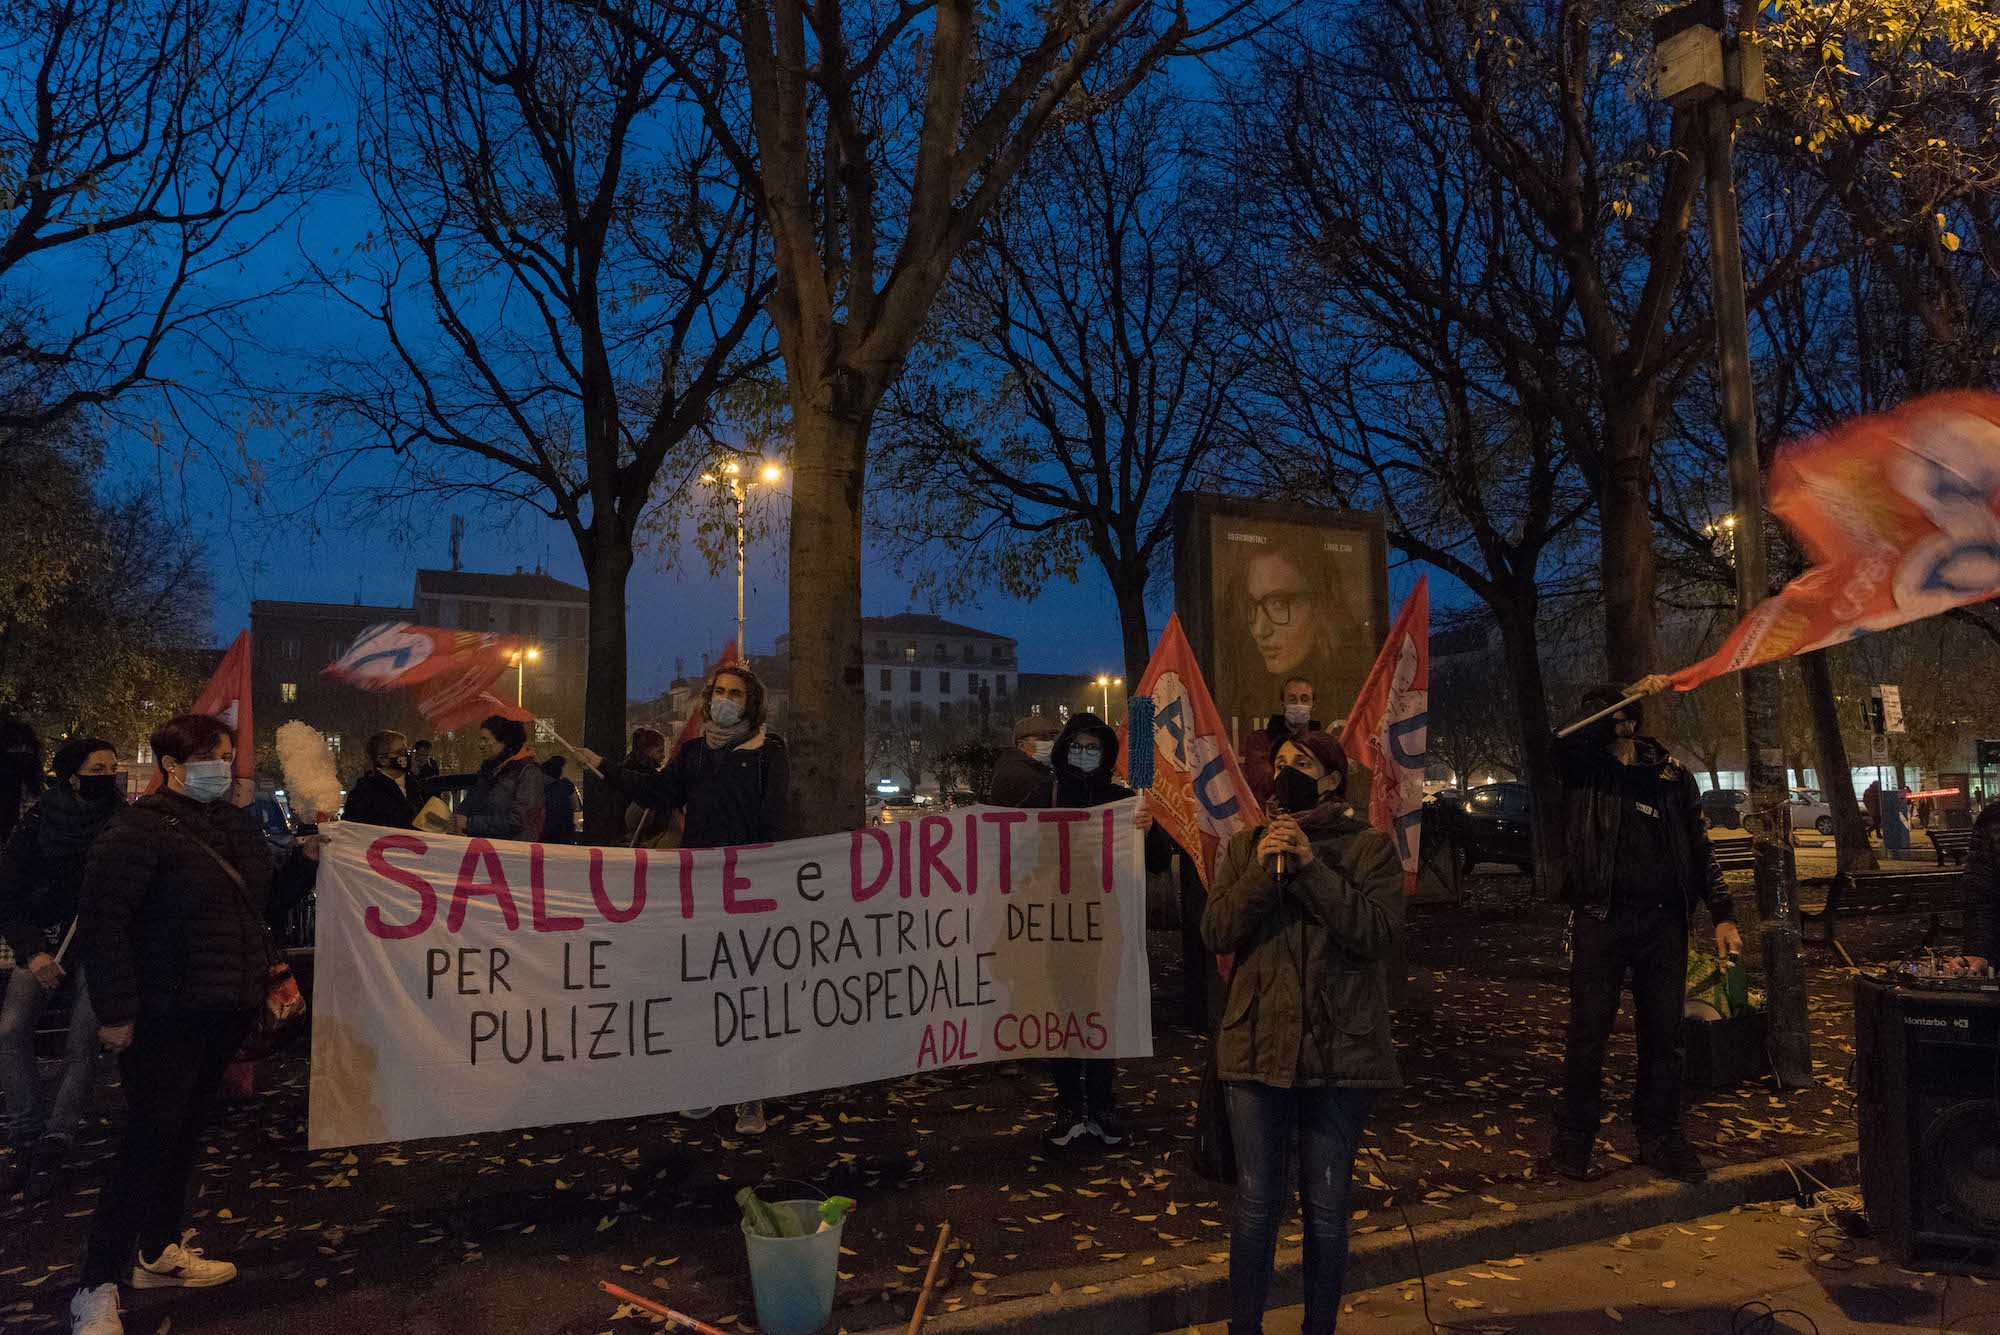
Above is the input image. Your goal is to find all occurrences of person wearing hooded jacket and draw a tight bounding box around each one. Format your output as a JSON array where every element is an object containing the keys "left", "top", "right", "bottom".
[
  {"left": 0, "top": 737, "right": 123, "bottom": 1199},
  {"left": 1020, "top": 712, "right": 1174, "bottom": 1150},
  {"left": 451, "top": 715, "right": 547, "bottom": 843},
  {"left": 1202, "top": 730, "right": 1401, "bottom": 1335},
  {"left": 580, "top": 662, "right": 787, "bottom": 1135},
  {"left": 1548, "top": 678, "right": 1740, "bottom": 1188}
]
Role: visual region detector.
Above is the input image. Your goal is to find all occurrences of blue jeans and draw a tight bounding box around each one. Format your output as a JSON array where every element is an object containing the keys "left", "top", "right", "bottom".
[
  {"left": 1225, "top": 1082, "right": 1376, "bottom": 1335},
  {"left": 0, "top": 965, "right": 100, "bottom": 1146}
]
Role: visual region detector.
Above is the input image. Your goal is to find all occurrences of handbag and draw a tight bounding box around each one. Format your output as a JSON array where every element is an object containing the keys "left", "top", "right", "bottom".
[
  {"left": 163, "top": 814, "right": 308, "bottom": 1037},
  {"left": 1193, "top": 1037, "right": 1237, "bottom": 1185}
]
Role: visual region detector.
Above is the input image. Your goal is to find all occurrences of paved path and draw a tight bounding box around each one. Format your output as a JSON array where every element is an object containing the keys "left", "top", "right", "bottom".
[{"left": 1169, "top": 1202, "right": 1997, "bottom": 1334}]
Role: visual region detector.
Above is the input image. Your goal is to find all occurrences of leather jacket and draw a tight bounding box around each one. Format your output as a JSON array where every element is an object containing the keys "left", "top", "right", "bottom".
[{"left": 1552, "top": 732, "right": 1734, "bottom": 925}]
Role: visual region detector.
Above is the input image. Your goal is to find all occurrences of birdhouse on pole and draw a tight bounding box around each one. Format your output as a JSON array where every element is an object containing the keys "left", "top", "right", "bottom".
[{"left": 1652, "top": 0, "right": 1725, "bottom": 106}]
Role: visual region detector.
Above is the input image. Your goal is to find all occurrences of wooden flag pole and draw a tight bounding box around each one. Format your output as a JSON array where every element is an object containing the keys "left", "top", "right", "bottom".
[{"left": 906, "top": 1221, "right": 953, "bottom": 1335}]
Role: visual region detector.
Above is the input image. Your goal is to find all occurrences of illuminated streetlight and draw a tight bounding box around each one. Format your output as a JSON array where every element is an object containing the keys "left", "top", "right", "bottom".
[
  {"left": 511, "top": 646, "right": 541, "bottom": 708},
  {"left": 706, "top": 459, "right": 787, "bottom": 655},
  {"left": 1095, "top": 674, "right": 1124, "bottom": 720}
]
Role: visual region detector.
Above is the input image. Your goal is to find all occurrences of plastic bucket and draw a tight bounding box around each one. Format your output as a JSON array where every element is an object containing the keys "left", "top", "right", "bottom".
[{"left": 741, "top": 1200, "right": 843, "bottom": 1335}]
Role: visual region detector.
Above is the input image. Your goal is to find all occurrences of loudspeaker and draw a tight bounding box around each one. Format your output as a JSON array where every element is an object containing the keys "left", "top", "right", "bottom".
[{"left": 1855, "top": 978, "right": 2000, "bottom": 1276}]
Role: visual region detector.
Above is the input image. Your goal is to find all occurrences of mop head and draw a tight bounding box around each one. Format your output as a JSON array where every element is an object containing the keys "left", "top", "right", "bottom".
[{"left": 276, "top": 721, "right": 345, "bottom": 821}]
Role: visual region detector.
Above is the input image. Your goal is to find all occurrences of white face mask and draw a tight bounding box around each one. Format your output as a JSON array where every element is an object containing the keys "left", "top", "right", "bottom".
[
  {"left": 1070, "top": 747, "right": 1102, "bottom": 774},
  {"left": 1031, "top": 740, "right": 1054, "bottom": 765},
  {"left": 1283, "top": 702, "right": 1311, "bottom": 728},
  {"left": 709, "top": 697, "right": 743, "bottom": 728},
  {"left": 180, "top": 759, "right": 233, "bottom": 803}
]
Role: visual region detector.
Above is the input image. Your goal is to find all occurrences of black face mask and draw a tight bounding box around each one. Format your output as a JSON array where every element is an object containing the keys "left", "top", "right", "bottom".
[
  {"left": 75, "top": 774, "right": 123, "bottom": 805},
  {"left": 1272, "top": 766, "right": 1322, "bottom": 815}
]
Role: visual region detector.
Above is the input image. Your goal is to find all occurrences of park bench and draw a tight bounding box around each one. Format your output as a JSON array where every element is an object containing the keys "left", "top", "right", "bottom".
[
  {"left": 1926, "top": 827, "right": 1974, "bottom": 867},
  {"left": 1710, "top": 840, "right": 1756, "bottom": 875},
  {"left": 1798, "top": 868, "right": 1965, "bottom": 950}
]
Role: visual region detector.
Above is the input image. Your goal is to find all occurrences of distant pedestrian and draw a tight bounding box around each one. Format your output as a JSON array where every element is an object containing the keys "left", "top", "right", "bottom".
[
  {"left": 1548, "top": 680, "right": 1739, "bottom": 1187},
  {"left": 1241, "top": 676, "right": 1322, "bottom": 808},
  {"left": 342, "top": 731, "right": 421, "bottom": 830},
  {"left": 987, "top": 713, "right": 1059, "bottom": 806},
  {"left": 581, "top": 664, "right": 785, "bottom": 1135},
  {"left": 1202, "top": 732, "right": 1403, "bottom": 1335},
  {"left": 540, "top": 756, "right": 577, "bottom": 844},
  {"left": 452, "top": 716, "right": 546, "bottom": 843},
  {"left": 69, "top": 715, "right": 322, "bottom": 1335},
  {"left": 407, "top": 739, "right": 441, "bottom": 789},
  {"left": 0, "top": 738, "right": 122, "bottom": 1200},
  {"left": 1863, "top": 779, "right": 1883, "bottom": 835}
]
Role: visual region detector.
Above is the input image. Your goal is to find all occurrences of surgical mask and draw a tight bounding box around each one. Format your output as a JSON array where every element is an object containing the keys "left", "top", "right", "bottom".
[
  {"left": 180, "top": 759, "right": 233, "bottom": 803},
  {"left": 1070, "top": 747, "right": 1102, "bottom": 775},
  {"left": 709, "top": 697, "right": 743, "bottom": 728},
  {"left": 1273, "top": 766, "right": 1321, "bottom": 815},
  {"left": 1031, "top": 740, "right": 1054, "bottom": 765},
  {"left": 1283, "top": 703, "right": 1311, "bottom": 728},
  {"left": 76, "top": 774, "right": 122, "bottom": 805}
]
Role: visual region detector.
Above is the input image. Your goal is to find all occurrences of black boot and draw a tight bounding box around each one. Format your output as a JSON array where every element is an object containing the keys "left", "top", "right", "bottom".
[
  {"left": 1546, "top": 1132, "right": 1596, "bottom": 1182},
  {"left": 1638, "top": 1134, "right": 1708, "bottom": 1185},
  {"left": 24, "top": 1135, "right": 66, "bottom": 1202}
]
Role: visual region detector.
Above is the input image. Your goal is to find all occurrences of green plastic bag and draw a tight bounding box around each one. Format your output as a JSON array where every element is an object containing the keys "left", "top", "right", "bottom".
[
  {"left": 736, "top": 1188, "right": 859, "bottom": 1239},
  {"left": 1685, "top": 949, "right": 1754, "bottom": 1018}
]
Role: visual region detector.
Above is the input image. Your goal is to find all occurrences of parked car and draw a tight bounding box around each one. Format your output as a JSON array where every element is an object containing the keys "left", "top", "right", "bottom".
[
  {"left": 1458, "top": 782, "right": 1535, "bottom": 873},
  {"left": 1785, "top": 789, "right": 1866, "bottom": 836},
  {"left": 1699, "top": 788, "right": 1748, "bottom": 830}
]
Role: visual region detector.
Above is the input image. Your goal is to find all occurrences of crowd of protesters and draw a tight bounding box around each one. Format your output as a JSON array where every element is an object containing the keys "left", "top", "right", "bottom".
[{"left": 4, "top": 660, "right": 1995, "bottom": 1335}]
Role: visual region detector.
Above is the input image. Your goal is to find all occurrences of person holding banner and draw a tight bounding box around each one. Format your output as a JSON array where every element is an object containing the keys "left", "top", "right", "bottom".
[
  {"left": 342, "top": 731, "right": 422, "bottom": 830},
  {"left": 581, "top": 663, "right": 787, "bottom": 1136},
  {"left": 452, "top": 715, "right": 547, "bottom": 843},
  {"left": 0, "top": 738, "right": 122, "bottom": 1200},
  {"left": 69, "top": 715, "right": 322, "bottom": 1335},
  {"left": 1548, "top": 680, "right": 1738, "bottom": 1188},
  {"left": 1201, "top": 732, "right": 1402, "bottom": 1335}
]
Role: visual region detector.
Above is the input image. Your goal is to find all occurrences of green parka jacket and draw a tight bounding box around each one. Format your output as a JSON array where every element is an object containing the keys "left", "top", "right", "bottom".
[{"left": 1200, "top": 810, "right": 1404, "bottom": 1090}]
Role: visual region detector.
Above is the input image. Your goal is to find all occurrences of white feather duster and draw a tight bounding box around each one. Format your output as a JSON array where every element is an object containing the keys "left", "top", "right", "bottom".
[{"left": 276, "top": 721, "right": 345, "bottom": 822}]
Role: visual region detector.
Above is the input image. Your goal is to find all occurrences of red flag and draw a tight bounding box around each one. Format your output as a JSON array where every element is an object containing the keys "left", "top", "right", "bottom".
[
  {"left": 1673, "top": 390, "right": 2000, "bottom": 689},
  {"left": 325, "top": 623, "right": 532, "bottom": 734},
  {"left": 1130, "top": 615, "right": 1261, "bottom": 889},
  {"left": 677, "top": 638, "right": 739, "bottom": 746},
  {"left": 1339, "top": 579, "right": 1429, "bottom": 894},
  {"left": 155, "top": 630, "right": 256, "bottom": 791}
]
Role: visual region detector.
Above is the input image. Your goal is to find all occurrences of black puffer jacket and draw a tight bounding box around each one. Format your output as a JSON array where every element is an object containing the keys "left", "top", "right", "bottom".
[
  {"left": 606, "top": 730, "right": 787, "bottom": 850},
  {"left": 0, "top": 783, "right": 124, "bottom": 962},
  {"left": 343, "top": 769, "right": 421, "bottom": 830},
  {"left": 78, "top": 791, "right": 315, "bottom": 1025},
  {"left": 1552, "top": 731, "right": 1733, "bottom": 925},
  {"left": 1963, "top": 804, "right": 2000, "bottom": 962}
]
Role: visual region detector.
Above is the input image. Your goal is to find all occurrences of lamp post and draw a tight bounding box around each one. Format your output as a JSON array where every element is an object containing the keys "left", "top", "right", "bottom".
[
  {"left": 512, "top": 646, "right": 541, "bottom": 709},
  {"left": 703, "top": 460, "right": 786, "bottom": 657},
  {"left": 1095, "top": 674, "right": 1123, "bottom": 722}
]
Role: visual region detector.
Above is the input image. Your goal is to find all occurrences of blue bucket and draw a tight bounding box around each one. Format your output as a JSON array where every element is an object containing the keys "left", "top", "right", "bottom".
[{"left": 741, "top": 1200, "right": 844, "bottom": 1335}]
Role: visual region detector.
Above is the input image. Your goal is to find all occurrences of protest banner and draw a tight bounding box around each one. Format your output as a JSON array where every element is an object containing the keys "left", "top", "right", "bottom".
[{"left": 307, "top": 801, "right": 1152, "bottom": 1148}]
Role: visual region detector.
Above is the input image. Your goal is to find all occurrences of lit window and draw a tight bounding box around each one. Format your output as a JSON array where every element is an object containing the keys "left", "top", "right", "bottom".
[
  {"left": 326, "top": 734, "right": 343, "bottom": 753},
  {"left": 535, "top": 719, "right": 557, "bottom": 744},
  {"left": 280, "top": 682, "right": 297, "bottom": 703}
]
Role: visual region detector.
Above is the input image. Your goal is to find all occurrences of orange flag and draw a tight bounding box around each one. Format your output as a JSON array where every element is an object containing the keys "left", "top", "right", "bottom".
[{"left": 1339, "top": 579, "right": 1429, "bottom": 894}]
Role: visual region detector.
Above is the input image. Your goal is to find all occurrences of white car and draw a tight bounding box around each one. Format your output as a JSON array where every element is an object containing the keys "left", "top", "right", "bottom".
[{"left": 1788, "top": 790, "right": 1835, "bottom": 835}]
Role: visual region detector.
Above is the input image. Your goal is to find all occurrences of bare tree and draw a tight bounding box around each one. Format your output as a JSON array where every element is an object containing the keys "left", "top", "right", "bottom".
[
  {"left": 596, "top": 0, "right": 1281, "bottom": 834},
  {"left": 876, "top": 81, "right": 1248, "bottom": 680},
  {"left": 308, "top": 0, "right": 774, "bottom": 834},
  {"left": 0, "top": 0, "right": 335, "bottom": 443}
]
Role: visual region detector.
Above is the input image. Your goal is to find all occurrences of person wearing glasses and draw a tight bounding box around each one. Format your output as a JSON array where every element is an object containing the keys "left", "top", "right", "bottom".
[
  {"left": 1224, "top": 545, "right": 1351, "bottom": 755},
  {"left": 343, "top": 731, "right": 422, "bottom": 830}
]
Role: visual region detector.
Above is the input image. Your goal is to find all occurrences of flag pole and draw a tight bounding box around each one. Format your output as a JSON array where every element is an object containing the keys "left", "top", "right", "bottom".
[
  {"left": 1554, "top": 692, "right": 1649, "bottom": 740},
  {"left": 548, "top": 727, "right": 604, "bottom": 779}
]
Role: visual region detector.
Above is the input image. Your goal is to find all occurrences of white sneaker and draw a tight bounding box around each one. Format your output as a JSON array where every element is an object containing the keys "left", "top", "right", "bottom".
[
  {"left": 735, "top": 1102, "right": 768, "bottom": 1135},
  {"left": 131, "top": 1236, "right": 237, "bottom": 1289},
  {"left": 679, "top": 1106, "right": 717, "bottom": 1120},
  {"left": 70, "top": 1283, "right": 122, "bottom": 1335}
]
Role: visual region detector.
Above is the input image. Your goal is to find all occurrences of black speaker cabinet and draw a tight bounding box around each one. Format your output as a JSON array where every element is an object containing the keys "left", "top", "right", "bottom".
[{"left": 1855, "top": 978, "right": 2000, "bottom": 1276}]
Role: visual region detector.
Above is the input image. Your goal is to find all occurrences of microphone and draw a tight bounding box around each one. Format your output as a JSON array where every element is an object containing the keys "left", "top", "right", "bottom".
[{"left": 1265, "top": 797, "right": 1294, "bottom": 880}]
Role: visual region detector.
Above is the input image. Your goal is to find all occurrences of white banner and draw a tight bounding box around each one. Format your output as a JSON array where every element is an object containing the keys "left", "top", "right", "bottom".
[{"left": 307, "top": 801, "right": 1152, "bottom": 1148}]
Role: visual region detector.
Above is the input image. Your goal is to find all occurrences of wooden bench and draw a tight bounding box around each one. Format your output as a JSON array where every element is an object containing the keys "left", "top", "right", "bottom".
[
  {"left": 1710, "top": 840, "right": 1756, "bottom": 875},
  {"left": 1926, "top": 827, "right": 1974, "bottom": 867},
  {"left": 1798, "top": 868, "right": 1965, "bottom": 949}
]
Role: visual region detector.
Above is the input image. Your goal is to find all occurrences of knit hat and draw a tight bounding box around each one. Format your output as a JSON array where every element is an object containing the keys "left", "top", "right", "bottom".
[{"left": 1013, "top": 713, "right": 1061, "bottom": 742}]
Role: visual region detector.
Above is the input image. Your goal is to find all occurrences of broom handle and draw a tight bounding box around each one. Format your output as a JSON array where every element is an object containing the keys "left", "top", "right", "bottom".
[
  {"left": 595, "top": 1282, "right": 730, "bottom": 1335},
  {"left": 906, "top": 1221, "right": 952, "bottom": 1335}
]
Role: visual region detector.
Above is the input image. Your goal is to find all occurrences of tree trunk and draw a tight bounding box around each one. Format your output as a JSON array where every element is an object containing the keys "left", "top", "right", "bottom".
[
  {"left": 1112, "top": 565, "right": 1152, "bottom": 688},
  {"left": 1803, "top": 649, "right": 1874, "bottom": 873},
  {"left": 581, "top": 536, "right": 635, "bottom": 843},
  {"left": 1599, "top": 406, "right": 1662, "bottom": 682},
  {"left": 1495, "top": 597, "right": 1563, "bottom": 898},
  {"left": 787, "top": 403, "right": 871, "bottom": 837}
]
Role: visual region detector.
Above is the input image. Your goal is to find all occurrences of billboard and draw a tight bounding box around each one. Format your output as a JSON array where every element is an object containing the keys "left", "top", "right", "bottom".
[{"left": 1173, "top": 495, "right": 1389, "bottom": 753}]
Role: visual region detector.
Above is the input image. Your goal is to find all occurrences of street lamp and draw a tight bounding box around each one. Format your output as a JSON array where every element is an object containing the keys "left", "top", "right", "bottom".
[
  {"left": 1095, "top": 674, "right": 1123, "bottom": 721},
  {"left": 701, "top": 459, "right": 786, "bottom": 657},
  {"left": 511, "top": 646, "right": 540, "bottom": 708}
]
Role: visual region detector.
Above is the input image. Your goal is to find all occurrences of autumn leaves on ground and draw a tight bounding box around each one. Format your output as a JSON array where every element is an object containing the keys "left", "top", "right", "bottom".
[{"left": 1, "top": 874, "right": 1893, "bottom": 1334}]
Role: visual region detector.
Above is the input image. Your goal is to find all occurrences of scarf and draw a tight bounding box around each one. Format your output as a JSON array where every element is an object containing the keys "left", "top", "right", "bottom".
[
  {"left": 36, "top": 782, "right": 121, "bottom": 867},
  {"left": 1294, "top": 798, "right": 1351, "bottom": 836},
  {"left": 702, "top": 719, "right": 753, "bottom": 751}
]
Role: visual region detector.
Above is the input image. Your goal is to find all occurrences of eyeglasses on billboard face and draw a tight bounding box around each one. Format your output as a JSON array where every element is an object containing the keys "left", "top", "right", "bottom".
[{"left": 1248, "top": 591, "right": 1310, "bottom": 628}]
